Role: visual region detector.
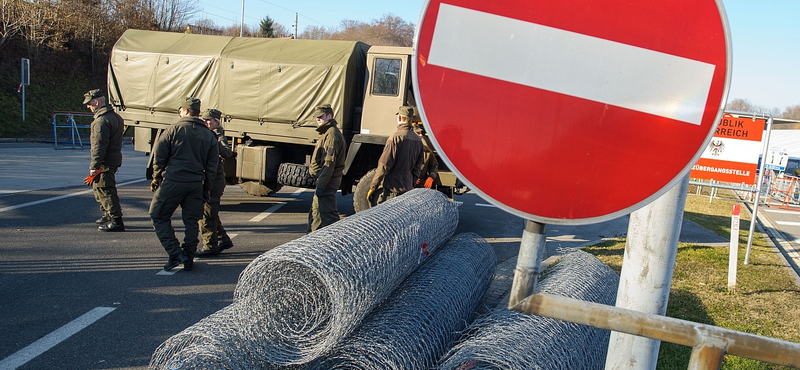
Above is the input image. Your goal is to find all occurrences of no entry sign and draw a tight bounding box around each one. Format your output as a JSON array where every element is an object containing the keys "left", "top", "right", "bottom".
[{"left": 413, "top": 0, "right": 731, "bottom": 224}]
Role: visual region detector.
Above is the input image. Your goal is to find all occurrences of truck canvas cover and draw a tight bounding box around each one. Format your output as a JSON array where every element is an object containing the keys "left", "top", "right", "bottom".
[{"left": 108, "top": 29, "right": 368, "bottom": 135}]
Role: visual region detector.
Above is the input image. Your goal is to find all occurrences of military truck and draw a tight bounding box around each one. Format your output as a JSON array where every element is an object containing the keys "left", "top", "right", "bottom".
[{"left": 107, "top": 29, "right": 466, "bottom": 211}]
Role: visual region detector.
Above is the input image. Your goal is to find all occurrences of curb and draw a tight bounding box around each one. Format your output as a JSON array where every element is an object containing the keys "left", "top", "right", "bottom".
[{"left": 0, "top": 138, "right": 45, "bottom": 143}]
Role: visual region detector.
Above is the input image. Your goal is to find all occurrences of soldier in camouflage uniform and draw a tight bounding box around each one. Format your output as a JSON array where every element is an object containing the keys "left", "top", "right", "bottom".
[
  {"left": 149, "top": 97, "right": 219, "bottom": 271},
  {"left": 84, "top": 89, "right": 125, "bottom": 232},
  {"left": 197, "top": 109, "right": 235, "bottom": 257},
  {"left": 369, "top": 106, "right": 424, "bottom": 205},
  {"left": 307, "top": 104, "right": 346, "bottom": 232}
]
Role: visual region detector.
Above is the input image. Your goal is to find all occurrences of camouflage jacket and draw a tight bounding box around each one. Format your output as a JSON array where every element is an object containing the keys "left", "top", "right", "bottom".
[
  {"left": 89, "top": 105, "right": 124, "bottom": 170},
  {"left": 309, "top": 119, "right": 346, "bottom": 189}
]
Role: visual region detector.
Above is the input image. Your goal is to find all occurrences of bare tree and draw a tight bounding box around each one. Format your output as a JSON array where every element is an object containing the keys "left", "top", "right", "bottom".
[
  {"left": 726, "top": 98, "right": 756, "bottom": 112},
  {"left": 327, "top": 13, "right": 414, "bottom": 46},
  {"left": 299, "top": 25, "right": 332, "bottom": 40},
  {"left": 147, "top": 0, "right": 199, "bottom": 31},
  {"left": 0, "top": 0, "right": 31, "bottom": 48},
  {"left": 783, "top": 104, "right": 800, "bottom": 120}
]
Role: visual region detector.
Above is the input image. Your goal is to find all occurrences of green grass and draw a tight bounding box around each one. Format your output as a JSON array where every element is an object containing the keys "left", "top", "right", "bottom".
[{"left": 583, "top": 188, "right": 800, "bottom": 369}]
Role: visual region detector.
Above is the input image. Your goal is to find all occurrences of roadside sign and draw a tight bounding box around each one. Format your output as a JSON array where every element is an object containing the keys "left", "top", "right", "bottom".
[
  {"left": 413, "top": 0, "right": 730, "bottom": 224},
  {"left": 764, "top": 149, "right": 789, "bottom": 172},
  {"left": 690, "top": 115, "right": 765, "bottom": 184}
]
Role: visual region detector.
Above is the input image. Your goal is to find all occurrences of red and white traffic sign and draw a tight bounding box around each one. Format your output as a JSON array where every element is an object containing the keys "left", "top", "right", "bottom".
[{"left": 413, "top": 0, "right": 730, "bottom": 224}]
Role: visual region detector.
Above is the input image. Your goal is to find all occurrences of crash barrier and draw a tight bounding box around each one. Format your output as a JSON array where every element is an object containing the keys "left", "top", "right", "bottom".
[
  {"left": 436, "top": 249, "right": 618, "bottom": 369},
  {"left": 766, "top": 173, "right": 800, "bottom": 209},
  {"left": 308, "top": 233, "right": 495, "bottom": 369},
  {"left": 50, "top": 111, "right": 94, "bottom": 149},
  {"left": 514, "top": 294, "right": 800, "bottom": 370},
  {"left": 149, "top": 188, "right": 459, "bottom": 368}
]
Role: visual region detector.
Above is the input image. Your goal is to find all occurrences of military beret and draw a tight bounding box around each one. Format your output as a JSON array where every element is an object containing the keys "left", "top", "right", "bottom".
[
  {"left": 313, "top": 103, "right": 333, "bottom": 118},
  {"left": 201, "top": 108, "right": 222, "bottom": 120},
  {"left": 82, "top": 89, "right": 103, "bottom": 104},
  {"left": 180, "top": 97, "right": 201, "bottom": 111},
  {"left": 397, "top": 106, "right": 415, "bottom": 119}
]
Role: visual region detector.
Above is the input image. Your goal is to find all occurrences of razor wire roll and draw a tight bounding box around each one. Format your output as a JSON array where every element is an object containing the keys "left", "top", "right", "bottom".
[
  {"left": 307, "top": 232, "right": 496, "bottom": 370},
  {"left": 434, "top": 249, "right": 619, "bottom": 370},
  {"left": 233, "top": 188, "right": 459, "bottom": 365}
]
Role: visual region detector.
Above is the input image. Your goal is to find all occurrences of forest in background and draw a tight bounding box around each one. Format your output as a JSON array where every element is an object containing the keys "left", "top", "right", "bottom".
[{"left": 0, "top": 0, "right": 796, "bottom": 138}]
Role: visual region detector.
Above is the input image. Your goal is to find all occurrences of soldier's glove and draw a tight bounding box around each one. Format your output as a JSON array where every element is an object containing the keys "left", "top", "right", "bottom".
[
  {"left": 84, "top": 168, "right": 103, "bottom": 186},
  {"left": 366, "top": 188, "right": 374, "bottom": 201},
  {"left": 424, "top": 177, "right": 434, "bottom": 189},
  {"left": 415, "top": 178, "right": 421, "bottom": 186},
  {"left": 150, "top": 179, "right": 161, "bottom": 192}
]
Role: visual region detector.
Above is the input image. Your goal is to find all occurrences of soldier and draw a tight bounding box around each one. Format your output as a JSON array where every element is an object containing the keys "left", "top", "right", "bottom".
[
  {"left": 308, "top": 104, "right": 346, "bottom": 232},
  {"left": 84, "top": 89, "right": 126, "bottom": 232},
  {"left": 196, "top": 109, "right": 235, "bottom": 257},
  {"left": 368, "top": 106, "right": 424, "bottom": 205},
  {"left": 149, "top": 97, "right": 219, "bottom": 271}
]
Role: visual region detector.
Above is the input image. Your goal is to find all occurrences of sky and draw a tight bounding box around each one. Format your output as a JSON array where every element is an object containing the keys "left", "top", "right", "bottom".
[{"left": 196, "top": 0, "right": 800, "bottom": 112}]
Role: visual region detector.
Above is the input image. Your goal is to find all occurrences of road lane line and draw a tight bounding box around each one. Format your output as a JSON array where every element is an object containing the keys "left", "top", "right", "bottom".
[
  {"left": 475, "top": 203, "right": 496, "bottom": 208},
  {"left": 249, "top": 202, "right": 286, "bottom": 222},
  {"left": 428, "top": 3, "right": 715, "bottom": 125},
  {"left": 0, "top": 307, "right": 115, "bottom": 370},
  {"left": 0, "top": 178, "right": 147, "bottom": 214},
  {"left": 775, "top": 221, "right": 800, "bottom": 227},
  {"left": 290, "top": 188, "right": 306, "bottom": 197}
]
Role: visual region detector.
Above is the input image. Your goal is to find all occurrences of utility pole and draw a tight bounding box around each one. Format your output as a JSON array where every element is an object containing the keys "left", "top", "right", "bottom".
[
  {"left": 294, "top": 13, "right": 298, "bottom": 39},
  {"left": 240, "top": 0, "right": 245, "bottom": 37}
]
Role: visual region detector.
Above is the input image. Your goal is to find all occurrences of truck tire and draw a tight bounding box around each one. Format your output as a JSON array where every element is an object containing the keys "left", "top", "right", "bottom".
[
  {"left": 353, "top": 169, "right": 377, "bottom": 213},
  {"left": 277, "top": 163, "right": 317, "bottom": 189},
  {"left": 239, "top": 181, "right": 281, "bottom": 197}
]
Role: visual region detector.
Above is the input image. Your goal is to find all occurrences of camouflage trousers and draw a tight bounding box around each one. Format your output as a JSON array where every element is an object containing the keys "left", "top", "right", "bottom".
[
  {"left": 92, "top": 165, "right": 122, "bottom": 219},
  {"left": 307, "top": 176, "right": 342, "bottom": 232},
  {"left": 149, "top": 179, "right": 204, "bottom": 259},
  {"left": 199, "top": 176, "right": 231, "bottom": 250}
]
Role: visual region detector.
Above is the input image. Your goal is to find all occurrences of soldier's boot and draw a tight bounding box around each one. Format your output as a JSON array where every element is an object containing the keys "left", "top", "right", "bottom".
[
  {"left": 98, "top": 217, "right": 125, "bottom": 232},
  {"left": 195, "top": 246, "right": 221, "bottom": 258},
  {"left": 95, "top": 212, "right": 111, "bottom": 225}
]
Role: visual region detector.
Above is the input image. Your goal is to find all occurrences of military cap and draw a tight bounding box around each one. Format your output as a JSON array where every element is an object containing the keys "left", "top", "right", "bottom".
[
  {"left": 313, "top": 104, "right": 333, "bottom": 118},
  {"left": 201, "top": 108, "right": 222, "bottom": 120},
  {"left": 397, "top": 106, "right": 415, "bottom": 119},
  {"left": 180, "top": 97, "right": 201, "bottom": 111},
  {"left": 82, "top": 89, "right": 103, "bottom": 104}
]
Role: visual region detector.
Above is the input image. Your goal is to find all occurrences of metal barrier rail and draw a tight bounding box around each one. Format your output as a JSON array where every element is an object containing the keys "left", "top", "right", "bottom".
[
  {"left": 513, "top": 293, "right": 800, "bottom": 369},
  {"left": 767, "top": 173, "right": 800, "bottom": 209},
  {"left": 51, "top": 111, "right": 94, "bottom": 149}
]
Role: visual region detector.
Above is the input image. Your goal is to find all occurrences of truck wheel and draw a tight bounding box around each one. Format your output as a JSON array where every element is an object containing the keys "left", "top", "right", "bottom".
[
  {"left": 277, "top": 163, "right": 317, "bottom": 189},
  {"left": 239, "top": 181, "right": 281, "bottom": 196},
  {"left": 353, "top": 169, "right": 376, "bottom": 213}
]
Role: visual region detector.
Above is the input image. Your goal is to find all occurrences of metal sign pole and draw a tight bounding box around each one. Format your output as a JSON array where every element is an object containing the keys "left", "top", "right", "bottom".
[
  {"left": 21, "top": 58, "right": 29, "bottom": 122},
  {"left": 605, "top": 175, "right": 689, "bottom": 370},
  {"left": 745, "top": 114, "right": 773, "bottom": 264},
  {"left": 507, "top": 220, "right": 546, "bottom": 308}
]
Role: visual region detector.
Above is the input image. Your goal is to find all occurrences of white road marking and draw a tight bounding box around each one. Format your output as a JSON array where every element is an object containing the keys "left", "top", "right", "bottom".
[
  {"left": 249, "top": 202, "right": 286, "bottom": 222},
  {"left": 428, "top": 4, "right": 715, "bottom": 125},
  {"left": 775, "top": 221, "right": 800, "bottom": 227},
  {"left": 763, "top": 209, "right": 800, "bottom": 215},
  {"left": 290, "top": 188, "right": 306, "bottom": 197},
  {"left": 0, "top": 179, "right": 148, "bottom": 214},
  {"left": 475, "top": 203, "right": 496, "bottom": 208},
  {"left": 0, "top": 307, "right": 115, "bottom": 369}
]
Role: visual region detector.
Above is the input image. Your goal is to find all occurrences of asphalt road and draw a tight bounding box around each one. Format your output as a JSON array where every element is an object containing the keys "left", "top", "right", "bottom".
[{"left": 0, "top": 142, "right": 743, "bottom": 369}]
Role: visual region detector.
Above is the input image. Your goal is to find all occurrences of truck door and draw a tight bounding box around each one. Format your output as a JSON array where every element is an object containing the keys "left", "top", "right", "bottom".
[{"left": 360, "top": 47, "right": 412, "bottom": 137}]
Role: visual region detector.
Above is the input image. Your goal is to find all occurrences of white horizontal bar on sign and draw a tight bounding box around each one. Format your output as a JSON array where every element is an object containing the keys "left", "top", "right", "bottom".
[
  {"left": 698, "top": 137, "right": 762, "bottom": 164},
  {"left": 427, "top": 4, "right": 716, "bottom": 125}
]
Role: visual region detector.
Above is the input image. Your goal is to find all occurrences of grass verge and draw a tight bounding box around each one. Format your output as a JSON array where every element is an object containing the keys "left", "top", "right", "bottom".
[{"left": 583, "top": 189, "right": 800, "bottom": 369}]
